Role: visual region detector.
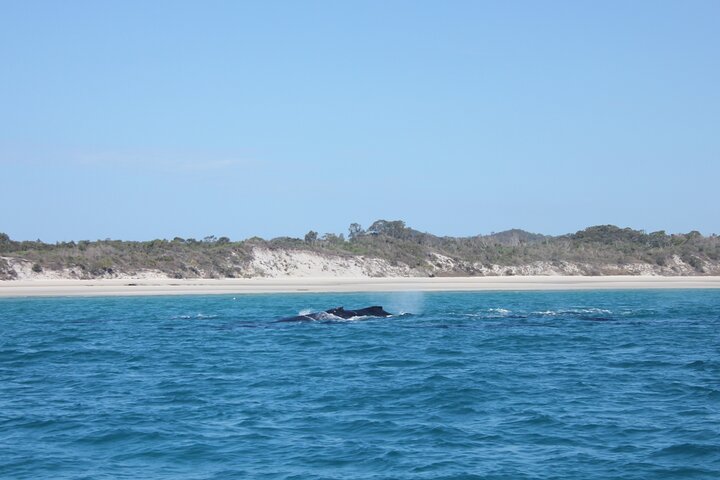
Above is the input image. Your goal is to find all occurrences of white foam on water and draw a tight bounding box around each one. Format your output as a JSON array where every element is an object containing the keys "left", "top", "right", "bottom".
[
  {"left": 532, "top": 308, "right": 613, "bottom": 316},
  {"left": 312, "top": 311, "right": 344, "bottom": 321},
  {"left": 341, "top": 315, "right": 371, "bottom": 322},
  {"left": 173, "top": 313, "right": 219, "bottom": 319}
]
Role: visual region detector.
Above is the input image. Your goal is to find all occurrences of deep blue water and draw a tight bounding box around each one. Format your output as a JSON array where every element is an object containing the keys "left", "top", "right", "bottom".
[{"left": 1, "top": 290, "right": 719, "bottom": 479}]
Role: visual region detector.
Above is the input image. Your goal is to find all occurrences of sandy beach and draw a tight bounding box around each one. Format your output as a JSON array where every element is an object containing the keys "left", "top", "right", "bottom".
[{"left": 1, "top": 276, "right": 719, "bottom": 298}]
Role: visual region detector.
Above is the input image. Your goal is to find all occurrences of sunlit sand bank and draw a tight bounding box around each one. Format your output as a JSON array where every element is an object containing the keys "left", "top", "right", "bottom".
[{"left": 1, "top": 276, "right": 720, "bottom": 298}]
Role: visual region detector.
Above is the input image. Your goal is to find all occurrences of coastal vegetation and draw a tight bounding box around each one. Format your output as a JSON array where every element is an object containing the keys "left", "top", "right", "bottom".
[{"left": 1, "top": 222, "right": 719, "bottom": 280}]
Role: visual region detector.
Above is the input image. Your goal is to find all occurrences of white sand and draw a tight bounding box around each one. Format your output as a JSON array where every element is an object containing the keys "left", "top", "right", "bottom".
[{"left": 1, "top": 276, "right": 719, "bottom": 298}]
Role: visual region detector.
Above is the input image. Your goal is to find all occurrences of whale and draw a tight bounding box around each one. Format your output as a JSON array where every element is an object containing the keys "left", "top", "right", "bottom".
[{"left": 276, "top": 306, "right": 392, "bottom": 322}]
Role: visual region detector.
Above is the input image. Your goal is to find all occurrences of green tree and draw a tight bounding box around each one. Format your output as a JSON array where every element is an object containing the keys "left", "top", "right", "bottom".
[
  {"left": 348, "top": 223, "right": 364, "bottom": 240},
  {"left": 368, "top": 220, "right": 407, "bottom": 238}
]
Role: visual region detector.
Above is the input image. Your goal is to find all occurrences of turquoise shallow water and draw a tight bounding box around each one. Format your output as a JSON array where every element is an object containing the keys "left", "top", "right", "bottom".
[{"left": 1, "top": 289, "right": 719, "bottom": 479}]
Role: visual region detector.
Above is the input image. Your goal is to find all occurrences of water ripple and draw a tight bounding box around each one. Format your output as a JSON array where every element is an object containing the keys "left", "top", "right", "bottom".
[{"left": 1, "top": 290, "right": 719, "bottom": 479}]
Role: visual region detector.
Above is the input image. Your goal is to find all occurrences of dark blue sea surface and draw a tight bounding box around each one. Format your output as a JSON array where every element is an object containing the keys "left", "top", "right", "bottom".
[{"left": 1, "top": 290, "right": 719, "bottom": 479}]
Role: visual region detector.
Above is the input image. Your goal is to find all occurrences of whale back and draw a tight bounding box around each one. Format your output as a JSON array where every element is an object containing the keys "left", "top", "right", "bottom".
[
  {"left": 277, "top": 305, "right": 392, "bottom": 322},
  {"left": 354, "top": 306, "right": 391, "bottom": 317}
]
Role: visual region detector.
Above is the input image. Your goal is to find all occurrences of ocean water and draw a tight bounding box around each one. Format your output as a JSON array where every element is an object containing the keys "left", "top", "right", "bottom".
[{"left": 1, "top": 290, "right": 719, "bottom": 480}]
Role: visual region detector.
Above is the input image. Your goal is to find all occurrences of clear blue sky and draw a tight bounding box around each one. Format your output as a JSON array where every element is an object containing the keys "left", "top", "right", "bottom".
[{"left": 1, "top": 1, "right": 718, "bottom": 241}]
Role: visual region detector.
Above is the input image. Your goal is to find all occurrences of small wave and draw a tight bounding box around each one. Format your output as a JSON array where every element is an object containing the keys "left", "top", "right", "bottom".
[
  {"left": 334, "top": 315, "right": 370, "bottom": 322},
  {"left": 332, "top": 314, "right": 398, "bottom": 322},
  {"left": 288, "top": 311, "right": 352, "bottom": 322},
  {"left": 683, "top": 359, "right": 720, "bottom": 371},
  {"left": 459, "top": 308, "right": 514, "bottom": 318},
  {"left": 489, "top": 308, "right": 511, "bottom": 314},
  {"left": 172, "top": 313, "right": 219, "bottom": 320},
  {"left": 312, "top": 312, "right": 345, "bottom": 321},
  {"left": 532, "top": 308, "right": 613, "bottom": 316},
  {"left": 652, "top": 443, "right": 719, "bottom": 458}
]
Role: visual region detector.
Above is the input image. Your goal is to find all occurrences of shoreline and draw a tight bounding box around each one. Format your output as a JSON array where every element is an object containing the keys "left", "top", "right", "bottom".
[{"left": 1, "top": 276, "right": 720, "bottom": 298}]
